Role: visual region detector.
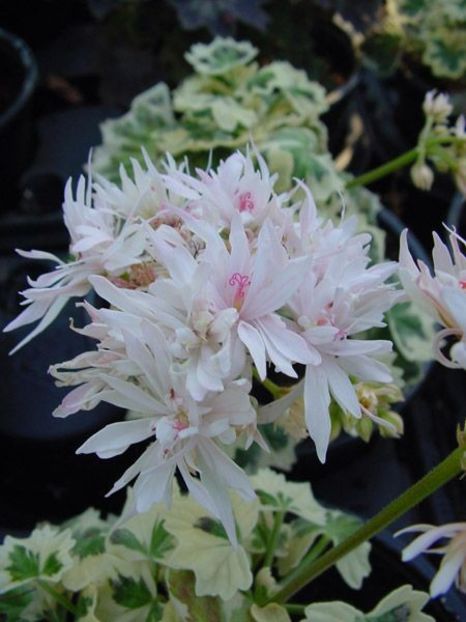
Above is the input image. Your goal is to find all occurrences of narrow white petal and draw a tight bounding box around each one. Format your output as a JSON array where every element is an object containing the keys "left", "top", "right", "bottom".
[
  {"left": 77, "top": 419, "right": 154, "bottom": 457},
  {"left": 238, "top": 320, "right": 266, "bottom": 379},
  {"left": 431, "top": 550, "right": 465, "bottom": 597},
  {"left": 304, "top": 365, "right": 331, "bottom": 463},
  {"left": 324, "top": 358, "right": 360, "bottom": 417}
]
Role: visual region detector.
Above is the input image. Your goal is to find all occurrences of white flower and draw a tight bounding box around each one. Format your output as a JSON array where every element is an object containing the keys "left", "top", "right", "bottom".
[
  {"left": 162, "top": 149, "right": 287, "bottom": 230},
  {"left": 184, "top": 213, "right": 319, "bottom": 379},
  {"left": 397, "top": 522, "right": 466, "bottom": 597},
  {"left": 72, "top": 321, "right": 256, "bottom": 545},
  {"left": 399, "top": 228, "right": 466, "bottom": 369},
  {"left": 3, "top": 166, "right": 151, "bottom": 353},
  {"left": 286, "top": 201, "right": 399, "bottom": 461}
]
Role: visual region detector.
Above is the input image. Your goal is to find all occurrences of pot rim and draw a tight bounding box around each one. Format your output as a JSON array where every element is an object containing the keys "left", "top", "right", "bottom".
[{"left": 0, "top": 28, "right": 38, "bottom": 131}]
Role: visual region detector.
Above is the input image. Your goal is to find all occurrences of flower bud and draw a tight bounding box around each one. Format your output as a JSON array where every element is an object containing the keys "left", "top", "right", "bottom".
[
  {"left": 423, "top": 90, "right": 452, "bottom": 122},
  {"left": 410, "top": 162, "right": 434, "bottom": 191}
]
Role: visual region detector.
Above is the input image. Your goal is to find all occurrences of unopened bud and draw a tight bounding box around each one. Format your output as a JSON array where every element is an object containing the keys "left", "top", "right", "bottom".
[
  {"left": 423, "top": 90, "right": 452, "bottom": 122},
  {"left": 411, "top": 162, "right": 434, "bottom": 191}
]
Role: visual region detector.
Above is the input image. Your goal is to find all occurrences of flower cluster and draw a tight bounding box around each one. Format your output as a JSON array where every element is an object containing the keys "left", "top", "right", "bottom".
[
  {"left": 399, "top": 227, "right": 466, "bottom": 370},
  {"left": 4, "top": 149, "right": 400, "bottom": 543},
  {"left": 411, "top": 91, "right": 466, "bottom": 196}
]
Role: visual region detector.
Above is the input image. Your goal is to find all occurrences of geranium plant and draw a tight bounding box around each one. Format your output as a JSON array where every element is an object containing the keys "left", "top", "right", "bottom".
[{"left": 1, "top": 39, "right": 466, "bottom": 622}]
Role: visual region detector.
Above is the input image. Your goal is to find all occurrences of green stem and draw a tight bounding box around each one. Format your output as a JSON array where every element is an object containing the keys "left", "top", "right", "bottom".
[
  {"left": 345, "top": 135, "right": 460, "bottom": 189},
  {"left": 264, "top": 511, "right": 284, "bottom": 568},
  {"left": 37, "top": 581, "right": 79, "bottom": 617},
  {"left": 264, "top": 447, "right": 463, "bottom": 605},
  {"left": 345, "top": 148, "right": 419, "bottom": 189},
  {"left": 252, "top": 367, "right": 287, "bottom": 399}
]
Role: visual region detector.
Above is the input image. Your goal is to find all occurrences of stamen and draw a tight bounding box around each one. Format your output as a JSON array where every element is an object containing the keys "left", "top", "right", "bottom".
[
  {"left": 229, "top": 272, "right": 251, "bottom": 308},
  {"left": 238, "top": 192, "right": 254, "bottom": 213}
]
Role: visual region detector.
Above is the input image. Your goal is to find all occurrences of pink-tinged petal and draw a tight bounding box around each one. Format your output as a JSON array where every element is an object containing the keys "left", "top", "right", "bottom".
[
  {"left": 134, "top": 461, "right": 176, "bottom": 511},
  {"left": 324, "top": 338, "right": 392, "bottom": 358},
  {"left": 238, "top": 320, "right": 266, "bottom": 379},
  {"left": 256, "top": 315, "right": 321, "bottom": 366},
  {"left": 149, "top": 226, "right": 197, "bottom": 283},
  {"left": 400, "top": 525, "right": 457, "bottom": 561},
  {"left": 89, "top": 275, "right": 152, "bottom": 316},
  {"left": 258, "top": 379, "right": 304, "bottom": 424},
  {"left": 242, "top": 256, "right": 311, "bottom": 320},
  {"left": 196, "top": 439, "right": 256, "bottom": 546},
  {"left": 106, "top": 443, "right": 156, "bottom": 496},
  {"left": 431, "top": 549, "right": 466, "bottom": 597},
  {"left": 178, "top": 461, "right": 219, "bottom": 518},
  {"left": 7, "top": 296, "right": 71, "bottom": 354},
  {"left": 339, "top": 355, "right": 392, "bottom": 383},
  {"left": 304, "top": 365, "right": 331, "bottom": 463},
  {"left": 4, "top": 299, "right": 52, "bottom": 333},
  {"left": 99, "top": 374, "right": 166, "bottom": 414},
  {"left": 441, "top": 287, "right": 466, "bottom": 332},
  {"left": 399, "top": 229, "right": 420, "bottom": 275},
  {"left": 432, "top": 232, "right": 455, "bottom": 274},
  {"left": 123, "top": 328, "right": 169, "bottom": 399},
  {"left": 16, "top": 248, "right": 64, "bottom": 264},
  {"left": 323, "top": 358, "right": 360, "bottom": 417},
  {"left": 229, "top": 215, "right": 251, "bottom": 274},
  {"left": 77, "top": 419, "right": 154, "bottom": 458},
  {"left": 53, "top": 382, "right": 101, "bottom": 418}
]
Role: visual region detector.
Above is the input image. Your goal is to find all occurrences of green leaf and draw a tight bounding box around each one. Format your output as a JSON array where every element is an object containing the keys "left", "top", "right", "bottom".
[
  {"left": 110, "top": 528, "right": 146, "bottom": 555},
  {"left": 303, "top": 585, "right": 434, "bottom": 621},
  {"left": 150, "top": 520, "right": 173, "bottom": 560},
  {"left": 423, "top": 33, "right": 466, "bottom": 79},
  {"left": 194, "top": 516, "right": 229, "bottom": 541},
  {"left": 387, "top": 301, "right": 436, "bottom": 363},
  {"left": 112, "top": 575, "right": 153, "bottom": 609},
  {"left": 72, "top": 528, "right": 106, "bottom": 559},
  {"left": 324, "top": 511, "right": 371, "bottom": 589},
  {"left": 185, "top": 38, "right": 258, "bottom": 76},
  {"left": 42, "top": 552, "right": 63, "bottom": 577},
  {"left": 0, "top": 586, "right": 33, "bottom": 621},
  {"left": 75, "top": 594, "right": 93, "bottom": 619},
  {"left": 6, "top": 545, "right": 39, "bottom": 582}
]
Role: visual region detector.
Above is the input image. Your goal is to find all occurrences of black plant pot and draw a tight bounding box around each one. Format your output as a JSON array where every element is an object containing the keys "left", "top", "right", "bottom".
[
  {"left": 0, "top": 29, "right": 38, "bottom": 211},
  {"left": 0, "top": 258, "right": 132, "bottom": 534}
]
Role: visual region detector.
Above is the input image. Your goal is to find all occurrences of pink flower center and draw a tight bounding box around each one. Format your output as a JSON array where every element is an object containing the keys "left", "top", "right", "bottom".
[
  {"left": 229, "top": 272, "right": 251, "bottom": 309},
  {"left": 460, "top": 280, "right": 466, "bottom": 289},
  {"left": 238, "top": 192, "right": 254, "bottom": 213}
]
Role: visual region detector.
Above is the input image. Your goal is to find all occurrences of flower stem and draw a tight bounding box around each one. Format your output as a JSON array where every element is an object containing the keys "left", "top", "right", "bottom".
[
  {"left": 264, "top": 511, "right": 284, "bottom": 568},
  {"left": 345, "top": 135, "right": 460, "bottom": 189},
  {"left": 345, "top": 149, "right": 419, "bottom": 189},
  {"left": 263, "top": 446, "right": 463, "bottom": 605}
]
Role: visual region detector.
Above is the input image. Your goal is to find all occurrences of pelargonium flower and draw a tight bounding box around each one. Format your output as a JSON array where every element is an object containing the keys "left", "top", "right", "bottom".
[
  {"left": 162, "top": 149, "right": 287, "bottom": 230},
  {"left": 283, "top": 193, "right": 400, "bottom": 462},
  {"left": 8, "top": 145, "right": 403, "bottom": 537},
  {"left": 3, "top": 155, "right": 176, "bottom": 353},
  {"left": 59, "top": 319, "right": 256, "bottom": 545},
  {"left": 399, "top": 228, "right": 466, "bottom": 369},
  {"left": 397, "top": 522, "right": 466, "bottom": 597}
]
